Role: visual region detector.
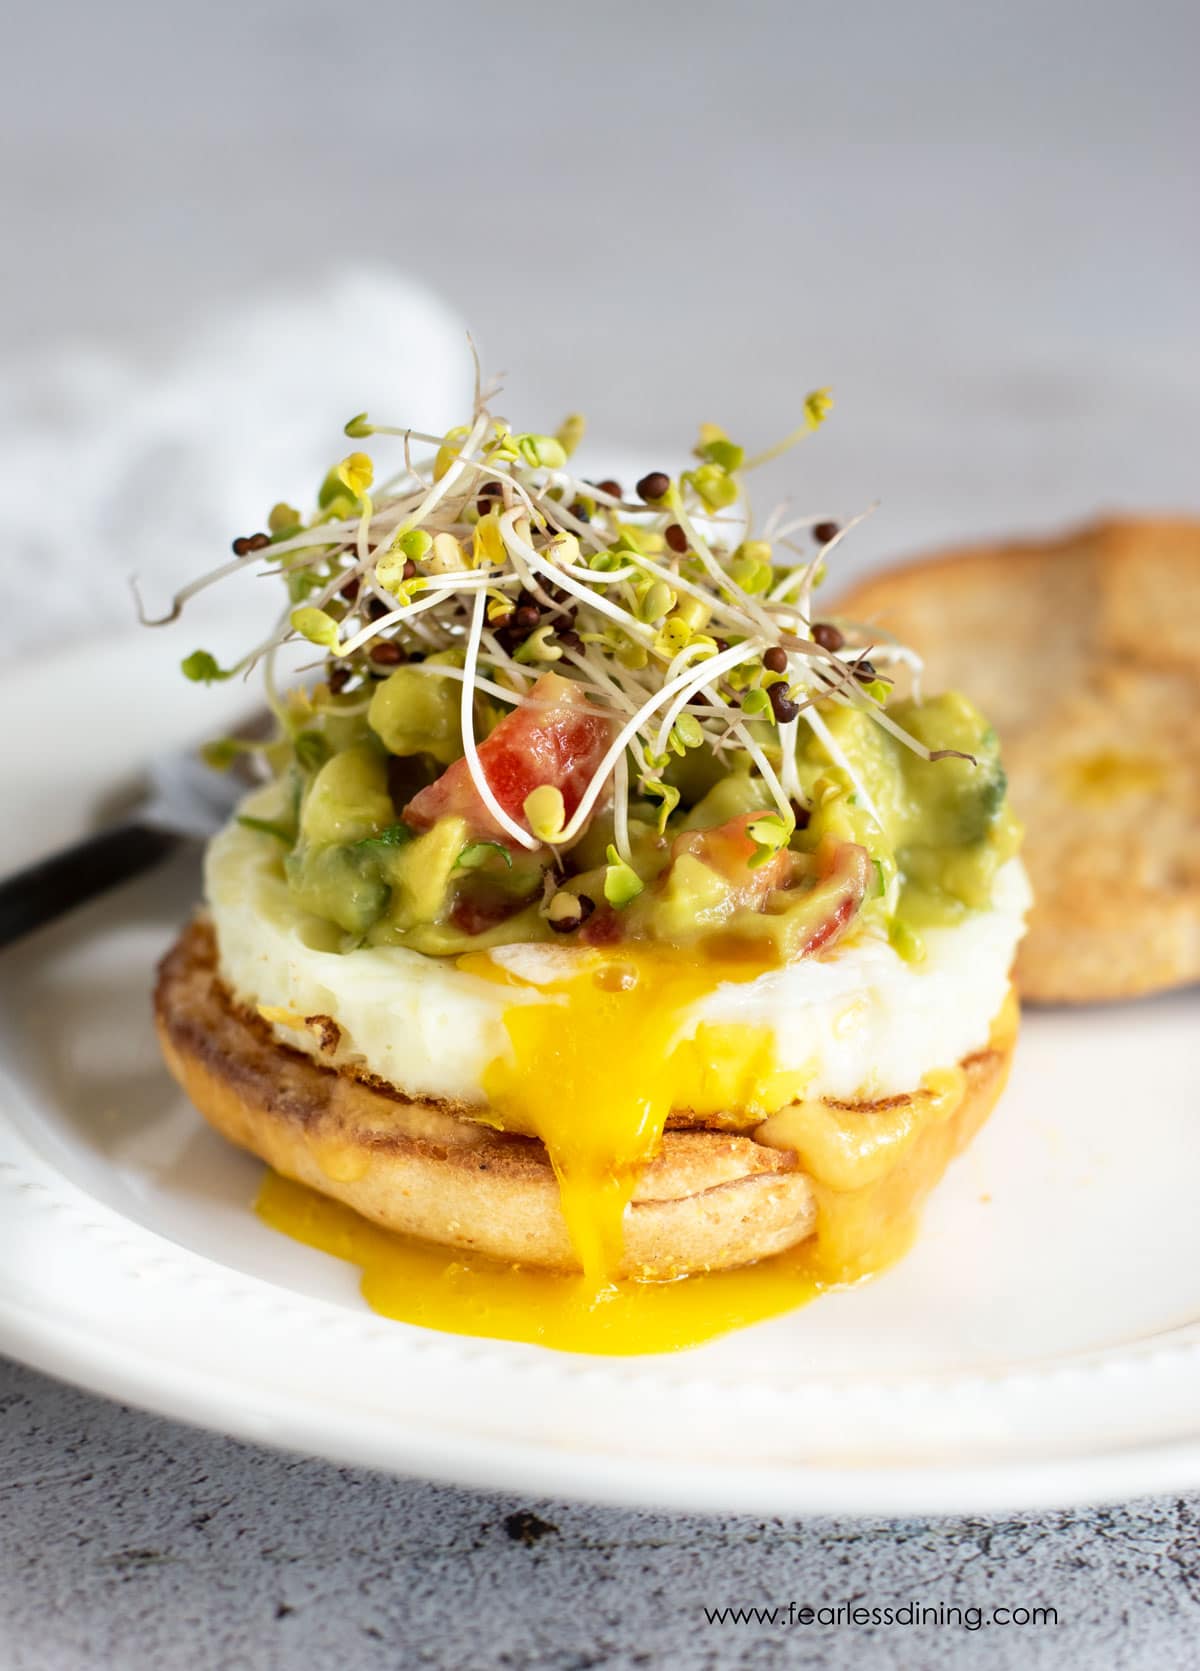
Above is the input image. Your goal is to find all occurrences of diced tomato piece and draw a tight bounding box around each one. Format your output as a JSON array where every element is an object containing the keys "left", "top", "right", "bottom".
[
  {"left": 448, "top": 889, "right": 532, "bottom": 939},
  {"left": 403, "top": 672, "right": 614, "bottom": 844},
  {"left": 796, "top": 839, "right": 873, "bottom": 956},
  {"left": 670, "top": 811, "right": 794, "bottom": 909},
  {"left": 667, "top": 815, "right": 871, "bottom": 956}
]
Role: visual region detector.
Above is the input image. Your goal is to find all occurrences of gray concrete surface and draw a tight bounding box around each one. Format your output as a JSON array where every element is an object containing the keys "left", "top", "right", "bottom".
[
  {"left": 4, "top": 1356, "right": 1200, "bottom": 1671},
  {"left": 4, "top": 1, "right": 1200, "bottom": 1665}
]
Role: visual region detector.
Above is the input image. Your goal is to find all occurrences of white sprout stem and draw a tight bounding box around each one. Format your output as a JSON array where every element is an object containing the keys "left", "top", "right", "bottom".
[
  {"left": 769, "top": 505, "right": 877, "bottom": 603},
  {"left": 611, "top": 751, "right": 632, "bottom": 865},
  {"left": 479, "top": 627, "right": 535, "bottom": 691},
  {"left": 460, "top": 590, "right": 541, "bottom": 851},
  {"left": 559, "top": 649, "right": 654, "bottom": 778},
  {"left": 538, "top": 494, "right": 610, "bottom": 555},
  {"left": 585, "top": 660, "right": 660, "bottom": 779},
  {"left": 416, "top": 568, "right": 508, "bottom": 592},
  {"left": 399, "top": 661, "right": 525, "bottom": 706},
  {"left": 499, "top": 510, "right": 657, "bottom": 647},
  {"left": 840, "top": 695, "right": 949, "bottom": 764},
  {"left": 504, "top": 537, "right": 567, "bottom": 615},
  {"left": 662, "top": 636, "right": 727, "bottom": 688},
  {"left": 706, "top": 695, "right": 795, "bottom": 824},
  {"left": 803, "top": 704, "right": 885, "bottom": 828},
  {"left": 669, "top": 493, "right": 779, "bottom": 638},
  {"left": 387, "top": 411, "right": 493, "bottom": 549},
  {"left": 264, "top": 517, "right": 364, "bottom": 561},
  {"left": 778, "top": 717, "right": 803, "bottom": 800},
  {"left": 554, "top": 559, "right": 640, "bottom": 586},
  {"left": 357, "top": 425, "right": 447, "bottom": 445},
  {"left": 743, "top": 418, "right": 823, "bottom": 473},
  {"left": 652, "top": 641, "right": 761, "bottom": 757},
  {"left": 769, "top": 511, "right": 842, "bottom": 545},
  {"left": 134, "top": 554, "right": 257, "bottom": 626},
  {"left": 623, "top": 550, "right": 764, "bottom": 641},
  {"left": 561, "top": 649, "right": 639, "bottom": 716},
  {"left": 336, "top": 591, "right": 447, "bottom": 656},
  {"left": 549, "top": 642, "right": 760, "bottom": 847},
  {"left": 760, "top": 500, "right": 791, "bottom": 541},
  {"left": 260, "top": 607, "right": 296, "bottom": 726},
  {"left": 355, "top": 495, "right": 374, "bottom": 565}
]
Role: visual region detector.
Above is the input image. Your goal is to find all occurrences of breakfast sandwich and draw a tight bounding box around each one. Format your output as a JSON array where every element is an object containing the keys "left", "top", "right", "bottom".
[{"left": 152, "top": 388, "right": 1029, "bottom": 1350}]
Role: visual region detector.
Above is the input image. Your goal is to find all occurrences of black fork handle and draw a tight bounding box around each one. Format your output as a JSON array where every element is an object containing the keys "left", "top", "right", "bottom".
[{"left": 0, "top": 823, "right": 181, "bottom": 950}]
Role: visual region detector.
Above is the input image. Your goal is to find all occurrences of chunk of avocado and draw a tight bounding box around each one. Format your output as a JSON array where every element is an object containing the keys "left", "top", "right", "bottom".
[
  {"left": 299, "top": 742, "right": 395, "bottom": 847},
  {"left": 376, "top": 815, "right": 470, "bottom": 934},
  {"left": 285, "top": 843, "right": 391, "bottom": 937},
  {"left": 682, "top": 771, "right": 773, "bottom": 832},
  {"left": 368, "top": 666, "right": 462, "bottom": 765},
  {"left": 891, "top": 694, "right": 1007, "bottom": 848}
]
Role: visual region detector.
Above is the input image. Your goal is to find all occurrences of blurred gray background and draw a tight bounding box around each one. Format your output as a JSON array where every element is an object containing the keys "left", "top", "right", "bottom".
[
  {"left": 7, "top": 0, "right": 1199, "bottom": 573},
  {"left": 4, "top": 2, "right": 1200, "bottom": 1667}
]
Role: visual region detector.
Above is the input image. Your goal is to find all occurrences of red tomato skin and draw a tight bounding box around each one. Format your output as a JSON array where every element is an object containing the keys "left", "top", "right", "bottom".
[
  {"left": 670, "top": 811, "right": 793, "bottom": 907},
  {"left": 403, "top": 673, "right": 613, "bottom": 842}
]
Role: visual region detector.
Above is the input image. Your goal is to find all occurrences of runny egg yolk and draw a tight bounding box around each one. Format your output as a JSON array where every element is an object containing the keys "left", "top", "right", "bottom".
[
  {"left": 255, "top": 944, "right": 1018, "bottom": 1355},
  {"left": 463, "top": 946, "right": 788, "bottom": 1290}
]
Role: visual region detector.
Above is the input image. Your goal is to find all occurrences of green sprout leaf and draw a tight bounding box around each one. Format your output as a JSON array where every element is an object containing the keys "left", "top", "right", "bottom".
[
  {"left": 603, "top": 844, "right": 644, "bottom": 907},
  {"left": 515, "top": 433, "right": 567, "bottom": 471},
  {"left": 202, "top": 737, "right": 256, "bottom": 770},
  {"left": 396, "top": 527, "right": 433, "bottom": 561},
  {"left": 268, "top": 501, "right": 303, "bottom": 540},
  {"left": 685, "top": 464, "right": 739, "bottom": 511},
  {"left": 695, "top": 425, "right": 745, "bottom": 472},
  {"left": 730, "top": 542, "right": 774, "bottom": 594},
  {"left": 181, "top": 649, "right": 233, "bottom": 684},
  {"left": 555, "top": 414, "right": 586, "bottom": 458},
  {"left": 293, "top": 729, "right": 331, "bottom": 773},
  {"left": 635, "top": 579, "right": 675, "bottom": 624},
  {"left": 237, "top": 814, "right": 295, "bottom": 845},
  {"left": 804, "top": 387, "right": 834, "bottom": 428},
  {"left": 513, "top": 623, "right": 564, "bottom": 665},
  {"left": 743, "top": 389, "right": 836, "bottom": 471},
  {"left": 286, "top": 568, "right": 326, "bottom": 605},
  {"left": 643, "top": 780, "right": 681, "bottom": 835},
  {"left": 355, "top": 823, "right": 414, "bottom": 852},
  {"left": 672, "top": 713, "right": 704, "bottom": 750},
  {"left": 291, "top": 607, "right": 340, "bottom": 650},
  {"left": 739, "top": 687, "right": 771, "bottom": 717},
  {"left": 336, "top": 452, "right": 374, "bottom": 497},
  {"left": 524, "top": 785, "right": 566, "bottom": 842},
  {"left": 888, "top": 917, "right": 926, "bottom": 964},
  {"left": 377, "top": 528, "right": 433, "bottom": 592},
  {"left": 455, "top": 840, "right": 514, "bottom": 871},
  {"left": 343, "top": 412, "right": 374, "bottom": 439},
  {"left": 745, "top": 812, "right": 794, "bottom": 870}
]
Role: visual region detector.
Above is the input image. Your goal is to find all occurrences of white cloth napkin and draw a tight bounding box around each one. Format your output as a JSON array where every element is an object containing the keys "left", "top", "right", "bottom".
[{"left": 1, "top": 269, "right": 473, "bottom": 653}]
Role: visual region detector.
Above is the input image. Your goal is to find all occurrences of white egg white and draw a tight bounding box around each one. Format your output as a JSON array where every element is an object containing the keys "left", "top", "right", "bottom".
[{"left": 206, "top": 802, "right": 1031, "bottom": 1109}]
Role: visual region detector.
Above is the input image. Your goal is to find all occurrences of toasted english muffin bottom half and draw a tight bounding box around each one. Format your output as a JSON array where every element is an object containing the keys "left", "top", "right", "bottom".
[{"left": 156, "top": 915, "right": 1018, "bottom": 1281}]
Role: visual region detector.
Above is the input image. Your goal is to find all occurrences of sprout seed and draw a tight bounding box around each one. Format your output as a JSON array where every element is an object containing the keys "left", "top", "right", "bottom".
[
  {"left": 812, "top": 621, "right": 844, "bottom": 652},
  {"left": 636, "top": 471, "right": 671, "bottom": 504}
]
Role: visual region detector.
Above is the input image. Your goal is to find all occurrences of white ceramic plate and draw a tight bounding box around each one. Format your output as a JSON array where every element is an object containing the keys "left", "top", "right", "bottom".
[{"left": 2, "top": 633, "right": 1199, "bottom": 1517}]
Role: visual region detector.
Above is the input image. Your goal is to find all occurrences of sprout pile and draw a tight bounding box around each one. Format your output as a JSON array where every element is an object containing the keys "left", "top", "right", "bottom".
[{"left": 142, "top": 369, "right": 969, "bottom": 877}]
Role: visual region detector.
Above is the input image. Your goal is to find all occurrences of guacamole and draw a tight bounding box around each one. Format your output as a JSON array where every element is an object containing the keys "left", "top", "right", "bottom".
[{"left": 259, "top": 669, "right": 1019, "bottom": 961}]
